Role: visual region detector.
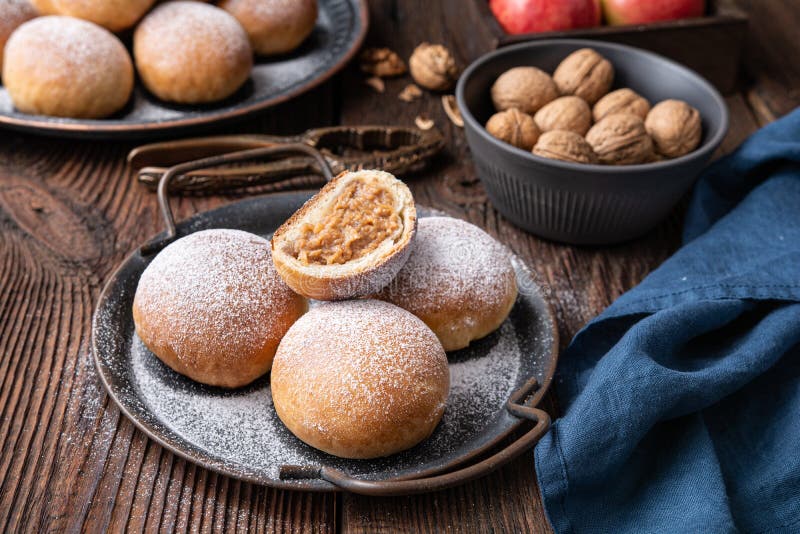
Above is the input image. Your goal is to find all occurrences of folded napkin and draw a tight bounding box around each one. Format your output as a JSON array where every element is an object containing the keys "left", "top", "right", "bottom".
[{"left": 535, "top": 108, "right": 800, "bottom": 534}]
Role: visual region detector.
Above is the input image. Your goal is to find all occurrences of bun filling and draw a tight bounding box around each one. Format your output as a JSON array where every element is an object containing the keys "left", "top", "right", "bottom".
[{"left": 288, "top": 179, "right": 403, "bottom": 266}]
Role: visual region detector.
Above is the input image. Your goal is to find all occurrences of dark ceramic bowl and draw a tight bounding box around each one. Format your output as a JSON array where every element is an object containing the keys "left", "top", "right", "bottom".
[{"left": 456, "top": 39, "right": 729, "bottom": 245}]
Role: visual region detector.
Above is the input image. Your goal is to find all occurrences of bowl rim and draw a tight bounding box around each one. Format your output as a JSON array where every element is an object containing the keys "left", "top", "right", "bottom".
[{"left": 456, "top": 38, "right": 730, "bottom": 174}]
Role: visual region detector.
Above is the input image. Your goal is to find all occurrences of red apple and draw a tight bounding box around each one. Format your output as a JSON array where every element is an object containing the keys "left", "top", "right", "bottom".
[
  {"left": 602, "top": 0, "right": 705, "bottom": 25},
  {"left": 490, "top": 0, "right": 602, "bottom": 35}
]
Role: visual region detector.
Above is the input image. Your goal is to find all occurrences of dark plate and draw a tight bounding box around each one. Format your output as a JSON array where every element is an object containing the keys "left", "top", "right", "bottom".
[
  {"left": 0, "top": 0, "right": 367, "bottom": 140},
  {"left": 92, "top": 192, "right": 558, "bottom": 491}
]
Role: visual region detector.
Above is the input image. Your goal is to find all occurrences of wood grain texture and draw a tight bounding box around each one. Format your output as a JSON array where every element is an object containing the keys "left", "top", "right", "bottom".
[
  {"left": 736, "top": 0, "right": 800, "bottom": 121},
  {"left": 0, "top": 89, "right": 339, "bottom": 534},
  {"left": 0, "top": 0, "right": 797, "bottom": 532}
]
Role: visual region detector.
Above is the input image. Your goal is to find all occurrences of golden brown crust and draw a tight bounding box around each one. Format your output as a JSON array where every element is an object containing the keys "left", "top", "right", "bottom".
[
  {"left": 28, "top": 0, "right": 55, "bottom": 14},
  {"left": 48, "top": 0, "right": 155, "bottom": 32},
  {"left": 271, "top": 170, "right": 416, "bottom": 300},
  {"left": 219, "top": 0, "right": 317, "bottom": 56},
  {"left": 2, "top": 16, "right": 134, "bottom": 119},
  {"left": 134, "top": 2, "right": 253, "bottom": 104},
  {"left": 375, "top": 217, "right": 518, "bottom": 351},
  {"left": 417, "top": 277, "right": 517, "bottom": 351},
  {"left": 132, "top": 229, "right": 307, "bottom": 388},
  {"left": 271, "top": 300, "right": 449, "bottom": 459},
  {"left": 0, "top": 0, "right": 38, "bottom": 74}
]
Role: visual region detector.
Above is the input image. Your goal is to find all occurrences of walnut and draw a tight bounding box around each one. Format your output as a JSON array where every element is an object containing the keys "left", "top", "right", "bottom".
[
  {"left": 442, "top": 95, "right": 464, "bottom": 127},
  {"left": 534, "top": 96, "right": 592, "bottom": 136},
  {"left": 409, "top": 43, "right": 458, "bottom": 91},
  {"left": 645, "top": 99, "right": 702, "bottom": 158},
  {"left": 359, "top": 47, "right": 407, "bottom": 77},
  {"left": 364, "top": 76, "right": 385, "bottom": 93},
  {"left": 593, "top": 88, "right": 651, "bottom": 121},
  {"left": 553, "top": 48, "right": 614, "bottom": 105},
  {"left": 585, "top": 113, "right": 654, "bottom": 165},
  {"left": 532, "top": 130, "right": 598, "bottom": 164},
  {"left": 485, "top": 108, "right": 540, "bottom": 151},
  {"left": 415, "top": 114, "right": 435, "bottom": 130},
  {"left": 398, "top": 83, "right": 422, "bottom": 102},
  {"left": 491, "top": 67, "right": 559, "bottom": 114}
]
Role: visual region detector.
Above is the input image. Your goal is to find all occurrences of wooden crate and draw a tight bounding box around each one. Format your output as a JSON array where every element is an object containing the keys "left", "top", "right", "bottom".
[{"left": 477, "top": 0, "right": 748, "bottom": 94}]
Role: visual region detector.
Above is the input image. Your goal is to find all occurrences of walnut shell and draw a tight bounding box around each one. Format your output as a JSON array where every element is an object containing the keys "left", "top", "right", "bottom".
[
  {"left": 533, "top": 130, "right": 598, "bottom": 164},
  {"left": 359, "top": 47, "right": 407, "bottom": 77},
  {"left": 593, "top": 88, "right": 650, "bottom": 121},
  {"left": 486, "top": 108, "right": 540, "bottom": 151},
  {"left": 491, "top": 66, "right": 559, "bottom": 114},
  {"left": 585, "top": 113, "right": 654, "bottom": 165},
  {"left": 645, "top": 99, "right": 702, "bottom": 158},
  {"left": 553, "top": 48, "right": 614, "bottom": 105},
  {"left": 409, "top": 43, "right": 458, "bottom": 91},
  {"left": 534, "top": 96, "right": 592, "bottom": 136}
]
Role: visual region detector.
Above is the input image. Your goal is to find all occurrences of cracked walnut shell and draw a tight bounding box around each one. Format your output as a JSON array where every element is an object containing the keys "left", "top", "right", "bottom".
[
  {"left": 553, "top": 48, "right": 614, "bottom": 105},
  {"left": 585, "top": 113, "right": 654, "bottom": 165},
  {"left": 359, "top": 47, "right": 407, "bottom": 77},
  {"left": 409, "top": 43, "right": 458, "bottom": 91},
  {"left": 486, "top": 108, "right": 540, "bottom": 151},
  {"left": 645, "top": 99, "right": 702, "bottom": 158},
  {"left": 491, "top": 66, "right": 559, "bottom": 114},
  {"left": 534, "top": 96, "right": 592, "bottom": 136},
  {"left": 593, "top": 88, "right": 651, "bottom": 121},
  {"left": 533, "top": 130, "right": 598, "bottom": 164}
]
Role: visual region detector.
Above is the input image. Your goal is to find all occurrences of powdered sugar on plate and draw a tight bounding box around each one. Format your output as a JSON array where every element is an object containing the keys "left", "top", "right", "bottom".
[
  {"left": 129, "top": 303, "right": 536, "bottom": 480},
  {"left": 95, "top": 209, "right": 556, "bottom": 484}
]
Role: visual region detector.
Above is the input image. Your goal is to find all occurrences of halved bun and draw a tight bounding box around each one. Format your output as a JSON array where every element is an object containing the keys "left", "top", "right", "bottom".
[{"left": 271, "top": 170, "right": 416, "bottom": 300}]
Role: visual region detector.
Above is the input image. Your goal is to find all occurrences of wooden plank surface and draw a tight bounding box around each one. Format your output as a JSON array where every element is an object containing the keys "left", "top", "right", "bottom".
[{"left": 0, "top": 1, "right": 797, "bottom": 532}]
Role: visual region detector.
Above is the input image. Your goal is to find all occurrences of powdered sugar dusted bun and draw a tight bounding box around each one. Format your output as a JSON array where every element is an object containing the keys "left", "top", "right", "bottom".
[
  {"left": 46, "top": 0, "right": 155, "bottom": 32},
  {"left": 133, "top": 229, "right": 307, "bottom": 389},
  {"left": 271, "top": 300, "right": 449, "bottom": 459},
  {"left": 0, "top": 0, "right": 37, "bottom": 74},
  {"left": 134, "top": 1, "right": 253, "bottom": 104},
  {"left": 2, "top": 16, "right": 133, "bottom": 118},
  {"left": 376, "top": 217, "right": 518, "bottom": 351},
  {"left": 271, "top": 170, "right": 416, "bottom": 300},
  {"left": 219, "top": 0, "right": 317, "bottom": 56},
  {"left": 27, "top": 0, "right": 55, "bottom": 14}
]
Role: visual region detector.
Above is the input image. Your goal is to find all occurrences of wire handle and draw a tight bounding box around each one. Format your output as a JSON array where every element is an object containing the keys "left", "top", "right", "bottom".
[
  {"left": 140, "top": 143, "right": 334, "bottom": 255},
  {"left": 129, "top": 125, "right": 445, "bottom": 193},
  {"left": 279, "top": 377, "right": 550, "bottom": 496}
]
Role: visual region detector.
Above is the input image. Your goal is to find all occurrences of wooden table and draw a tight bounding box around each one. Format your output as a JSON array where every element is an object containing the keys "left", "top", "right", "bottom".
[{"left": 1, "top": 1, "right": 797, "bottom": 531}]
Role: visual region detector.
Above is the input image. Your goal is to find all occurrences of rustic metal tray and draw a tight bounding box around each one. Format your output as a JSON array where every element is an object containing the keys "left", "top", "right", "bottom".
[
  {"left": 91, "top": 146, "right": 558, "bottom": 495},
  {"left": 0, "top": 0, "right": 367, "bottom": 139}
]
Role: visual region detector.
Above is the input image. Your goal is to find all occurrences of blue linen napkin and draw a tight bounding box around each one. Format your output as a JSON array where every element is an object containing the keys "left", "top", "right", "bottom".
[{"left": 534, "top": 108, "right": 800, "bottom": 534}]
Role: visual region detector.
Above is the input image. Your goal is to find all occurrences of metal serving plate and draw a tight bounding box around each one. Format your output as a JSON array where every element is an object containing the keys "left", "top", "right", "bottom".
[
  {"left": 92, "top": 192, "right": 558, "bottom": 493},
  {"left": 0, "top": 0, "right": 367, "bottom": 139}
]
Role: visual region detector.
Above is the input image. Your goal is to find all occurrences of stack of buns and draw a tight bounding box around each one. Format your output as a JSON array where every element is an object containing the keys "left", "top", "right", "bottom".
[
  {"left": 0, "top": 0, "right": 319, "bottom": 118},
  {"left": 133, "top": 169, "right": 520, "bottom": 459}
]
